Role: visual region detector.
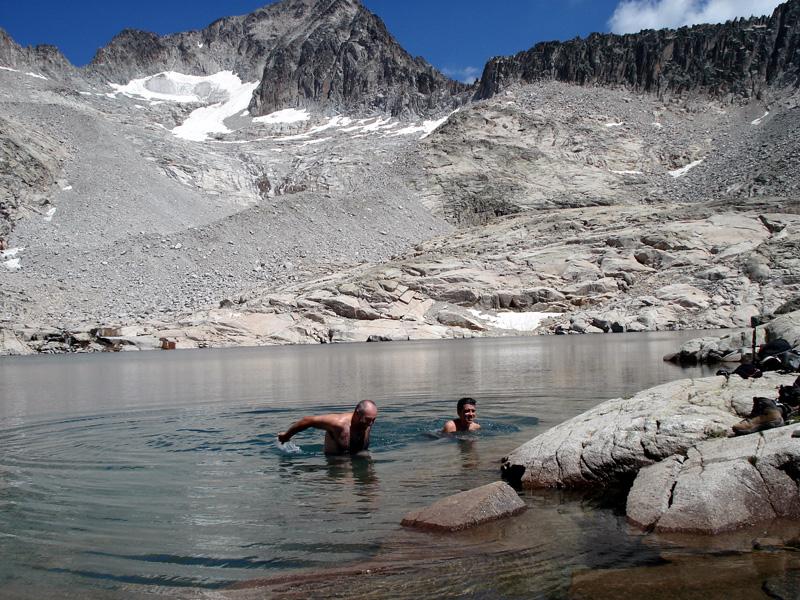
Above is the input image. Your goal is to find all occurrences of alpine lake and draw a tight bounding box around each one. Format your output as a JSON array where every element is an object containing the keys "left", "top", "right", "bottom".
[{"left": 2, "top": 331, "right": 799, "bottom": 599}]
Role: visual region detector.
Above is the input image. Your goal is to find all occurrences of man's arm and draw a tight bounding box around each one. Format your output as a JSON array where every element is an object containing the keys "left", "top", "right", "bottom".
[{"left": 279, "top": 415, "right": 340, "bottom": 443}]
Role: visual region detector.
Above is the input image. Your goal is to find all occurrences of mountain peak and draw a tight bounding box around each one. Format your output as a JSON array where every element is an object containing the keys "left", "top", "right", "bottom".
[{"left": 86, "top": 0, "right": 465, "bottom": 115}]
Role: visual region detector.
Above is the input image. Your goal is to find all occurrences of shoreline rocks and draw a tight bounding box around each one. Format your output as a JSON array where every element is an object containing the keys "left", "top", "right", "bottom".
[
  {"left": 627, "top": 426, "right": 800, "bottom": 534},
  {"left": 500, "top": 372, "right": 798, "bottom": 489},
  {"left": 666, "top": 310, "right": 800, "bottom": 365}
]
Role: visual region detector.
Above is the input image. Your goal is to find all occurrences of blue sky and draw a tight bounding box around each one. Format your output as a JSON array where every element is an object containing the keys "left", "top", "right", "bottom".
[{"left": 0, "top": 0, "right": 783, "bottom": 82}]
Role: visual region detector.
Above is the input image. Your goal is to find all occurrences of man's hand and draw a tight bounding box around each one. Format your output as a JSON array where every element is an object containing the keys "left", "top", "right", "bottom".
[{"left": 278, "top": 432, "right": 290, "bottom": 443}]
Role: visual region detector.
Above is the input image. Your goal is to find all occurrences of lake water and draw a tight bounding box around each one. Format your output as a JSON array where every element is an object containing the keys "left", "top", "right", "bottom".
[{"left": 2, "top": 332, "right": 797, "bottom": 599}]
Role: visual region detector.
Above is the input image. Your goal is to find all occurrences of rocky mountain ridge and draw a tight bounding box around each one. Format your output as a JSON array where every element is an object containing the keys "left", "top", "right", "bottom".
[
  {"left": 39, "top": 0, "right": 467, "bottom": 117},
  {"left": 476, "top": 0, "right": 800, "bottom": 101},
  {"left": 2, "top": 1, "right": 800, "bottom": 355}
]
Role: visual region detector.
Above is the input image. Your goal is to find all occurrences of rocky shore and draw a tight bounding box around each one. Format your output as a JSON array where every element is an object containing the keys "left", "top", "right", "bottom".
[{"left": 496, "top": 311, "right": 800, "bottom": 534}]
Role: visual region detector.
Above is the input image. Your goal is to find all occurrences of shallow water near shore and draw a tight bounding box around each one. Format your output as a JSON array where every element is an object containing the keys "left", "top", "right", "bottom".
[{"left": 3, "top": 332, "right": 796, "bottom": 599}]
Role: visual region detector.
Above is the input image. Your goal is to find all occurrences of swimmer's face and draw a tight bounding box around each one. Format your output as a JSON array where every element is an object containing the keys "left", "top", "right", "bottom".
[
  {"left": 458, "top": 404, "right": 477, "bottom": 423},
  {"left": 355, "top": 407, "right": 378, "bottom": 427}
]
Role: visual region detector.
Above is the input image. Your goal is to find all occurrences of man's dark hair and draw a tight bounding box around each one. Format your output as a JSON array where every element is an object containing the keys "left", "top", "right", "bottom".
[
  {"left": 457, "top": 397, "right": 476, "bottom": 412},
  {"left": 355, "top": 399, "right": 377, "bottom": 415}
]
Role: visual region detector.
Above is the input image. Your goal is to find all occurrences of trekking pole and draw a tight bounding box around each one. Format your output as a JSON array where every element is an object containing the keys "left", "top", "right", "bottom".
[{"left": 751, "top": 316, "right": 758, "bottom": 366}]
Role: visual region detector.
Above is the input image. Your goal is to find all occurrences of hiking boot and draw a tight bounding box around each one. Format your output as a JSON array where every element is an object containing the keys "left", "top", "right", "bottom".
[
  {"left": 732, "top": 397, "right": 784, "bottom": 436},
  {"left": 793, "top": 428, "right": 800, "bottom": 438}
]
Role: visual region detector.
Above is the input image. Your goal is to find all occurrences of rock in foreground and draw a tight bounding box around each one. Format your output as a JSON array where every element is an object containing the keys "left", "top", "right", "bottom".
[
  {"left": 501, "top": 373, "right": 797, "bottom": 489},
  {"left": 627, "top": 426, "right": 800, "bottom": 534},
  {"left": 401, "top": 481, "right": 526, "bottom": 532}
]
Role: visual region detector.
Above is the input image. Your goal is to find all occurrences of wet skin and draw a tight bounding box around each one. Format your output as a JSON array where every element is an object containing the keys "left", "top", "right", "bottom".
[{"left": 279, "top": 403, "right": 378, "bottom": 455}]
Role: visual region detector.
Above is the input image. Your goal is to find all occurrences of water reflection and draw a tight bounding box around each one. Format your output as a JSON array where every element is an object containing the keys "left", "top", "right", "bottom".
[{"left": 456, "top": 438, "right": 480, "bottom": 470}]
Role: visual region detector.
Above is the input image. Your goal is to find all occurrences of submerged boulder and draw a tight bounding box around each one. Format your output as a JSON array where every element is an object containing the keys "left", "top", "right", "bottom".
[
  {"left": 401, "top": 481, "right": 526, "bottom": 532},
  {"left": 501, "top": 373, "right": 797, "bottom": 489},
  {"left": 627, "top": 427, "right": 800, "bottom": 534}
]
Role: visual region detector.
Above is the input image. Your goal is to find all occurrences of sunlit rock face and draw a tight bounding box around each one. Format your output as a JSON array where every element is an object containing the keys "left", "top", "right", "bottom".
[
  {"left": 500, "top": 372, "right": 798, "bottom": 489},
  {"left": 627, "top": 426, "right": 800, "bottom": 534}
]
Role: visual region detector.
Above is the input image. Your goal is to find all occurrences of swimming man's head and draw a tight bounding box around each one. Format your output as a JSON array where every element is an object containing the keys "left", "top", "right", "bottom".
[
  {"left": 353, "top": 399, "right": 378, "bottom": 427},
  {"left": 457, "top": 397, "right": 477, "bottom": 424}
]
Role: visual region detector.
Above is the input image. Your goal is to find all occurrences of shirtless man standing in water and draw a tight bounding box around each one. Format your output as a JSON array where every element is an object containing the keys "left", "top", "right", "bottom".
[
  {"left": 442, "top": 397, "right": 481, "bottom": 433},
  {"left": 278, "top": 400, "right": 378, "bottom": 455}
]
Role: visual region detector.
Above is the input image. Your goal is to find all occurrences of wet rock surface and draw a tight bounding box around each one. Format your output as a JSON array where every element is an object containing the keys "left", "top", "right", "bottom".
[
  {"left": 400, "top": 481, "right": 526, "bottom": 532},
  {"left": 500, "top": 372, "right": 798, "bottom": 489}
]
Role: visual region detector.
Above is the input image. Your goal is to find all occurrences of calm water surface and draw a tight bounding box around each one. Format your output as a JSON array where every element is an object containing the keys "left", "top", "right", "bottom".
[{"left": 2, "top": 333, "right": 795, "bottom": 599}]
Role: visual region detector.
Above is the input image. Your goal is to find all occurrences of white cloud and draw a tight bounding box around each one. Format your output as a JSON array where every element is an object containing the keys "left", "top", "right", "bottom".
[
  {"left": 609, "top": 0, "right": 781, "bottom": 34},
  {"left": 442, "top": 66, "right": 481, "bottom": 84}
]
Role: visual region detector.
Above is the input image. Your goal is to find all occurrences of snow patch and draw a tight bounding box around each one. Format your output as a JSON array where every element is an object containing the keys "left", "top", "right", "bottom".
[
  {"left": 106, "top": 71, "right": 260, "bottom": 142},
  {"left": 605, "top": 122, "right": 624, "bottom": 128},
  {"left": 652, "top": 122, "right": 663, "bottom": 129},
  {"left": 172, "top": 78, "right": 259, "bottom": 141},
  {"left": 253, "top": 108, "right": 310, "bottom": 125},
  {"left": 0, "top": 65, "right": 47, "bottom": 80},
  {"left": 468, "top": 309, "right": 559, "bottom": 331},
  {"left": 611, "top": 169, "right": 643, "bottom": 175},
  {"left": 300, "top": 137, "right": 332, "bottom": 146},
  {"left": 108, "top": 71, "right": 263, "bottom": 141},
  {"left": 669, "top": 159, "right": 704, "bottom": 178},
  {"left": 3, "top": 258, "right": 21, "bottom": 271},
  {"left": 109, "top": 71, "right": 252, "bottom": 104},
  {"left": 2, "top": 247, "right": 24, "bottom": 272},
  {"left": 392, "top": 112, "right": 454, "bottom": 139},
  {"left": 751, "top": 111, "right": 769, "bottom": 125},
  {"left": 62, "top": 185, "right": 72, "bottom": 191},
  {"left": 44, "top": 207, "right": 57, "bottom": 222}
]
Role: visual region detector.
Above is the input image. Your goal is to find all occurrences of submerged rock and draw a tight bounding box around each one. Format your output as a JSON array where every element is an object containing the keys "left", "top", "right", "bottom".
[
  {"left": 401, "top": 481, "right": 526, "bottom": 532},
  {"left": 627, "top": 427, "right": 800, "bottom": 534},
  {"left": 501, "top": 373, "right": 797, "bottom": 489}
]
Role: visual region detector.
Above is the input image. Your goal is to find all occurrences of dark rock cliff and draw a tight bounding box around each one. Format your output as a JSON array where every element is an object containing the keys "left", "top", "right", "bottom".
[
  {"left": 249, "top": 0, "right": 466, "bottom": 116},
  {"left": 476, "top": 0, "right": 800, "bottom": 100},
  {"left": 0, "top": 27, "right": 75, "bottom": 78},
  {"left": 86, "top": 0, "right": 465, "bottom": 116},
  {"left": 87, "top": 1, "right": 311, "bottom": 82}
]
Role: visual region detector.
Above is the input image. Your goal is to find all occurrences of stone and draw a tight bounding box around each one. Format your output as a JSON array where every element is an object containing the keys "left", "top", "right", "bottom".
[
  {"left": 437, "top": 310, "right": 486, "bottom": 331},
  {"left": 655, "top": 284, "right": 710, "bottom": 310},
  {"left": 401, "top": 482, "right": 526, "bottom": 532},
  {"left": 627, "top": 427, "right": 800, "bottom": 534},
  {"left": 501, "top": 372, "right": 798, "bottom": 489},
  {"left": 0, "top": 329, "right": 34, "bottom": 355},
  {"left": 766, "top": 310, "right": 800, "bottom": 348},
  {"left": 320, "top": 296, "right": 381, "bottom": 320}
]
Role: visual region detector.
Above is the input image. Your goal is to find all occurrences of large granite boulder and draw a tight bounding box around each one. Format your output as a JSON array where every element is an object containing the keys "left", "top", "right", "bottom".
[
  {"left": 627, "top": 426, "right": 800, "bottom": 534},
  {"left": 401, "top": 481, "right": 526, "bottom": 532},
  {"left": 501, "top": 372, "right": 797, "bottom": 489}
]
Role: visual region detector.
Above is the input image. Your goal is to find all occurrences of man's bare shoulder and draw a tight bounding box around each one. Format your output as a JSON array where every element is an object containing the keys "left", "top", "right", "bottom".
[
  {"left": 470, "top": 422, "right": 481, "bottom": 431},
  {"left": 308, "top": 413, "right": 349, "bottom": 430},
  {"left": 441, "top": 420, "right": 457, "bottom": 433}
]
